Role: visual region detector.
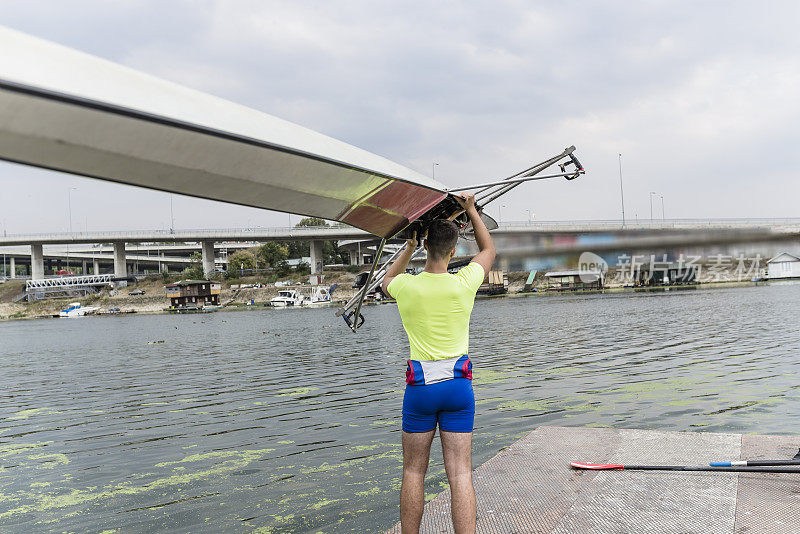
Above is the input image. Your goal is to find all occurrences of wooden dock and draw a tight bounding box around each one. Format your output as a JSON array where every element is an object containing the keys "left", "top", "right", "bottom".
[{"left": 387, "top": 426, "right": 800, "bottom": 533}]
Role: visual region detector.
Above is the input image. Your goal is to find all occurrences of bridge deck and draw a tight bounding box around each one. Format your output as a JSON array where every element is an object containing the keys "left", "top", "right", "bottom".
[{"left": 387, "top": 426, "right": 800, "bottom": 533}]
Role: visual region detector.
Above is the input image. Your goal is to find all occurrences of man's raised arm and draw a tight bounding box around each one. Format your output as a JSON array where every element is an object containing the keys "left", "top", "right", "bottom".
[
  {"left": 381, "top": 232, "right": 418, "bottom": 296},
  {"left": 456, "top": 193, "right": 496, "bottom": 275}
]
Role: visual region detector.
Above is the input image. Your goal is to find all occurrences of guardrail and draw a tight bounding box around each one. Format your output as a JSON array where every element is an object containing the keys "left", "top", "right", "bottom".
[
  {"left": 0, "top": 225, "right": 370, "bottom": 246},
  {"left": 0, "top": 224, "right": 355, "bottom": 239},
  {"left": 5, "top": 219, "right": 800, "bottom": 240},
  {"left": 3, "top": 219, "right": 800, "bottom": 247},
  {"left": 496, "top": 218, "right": 800, "bottom": 230}
]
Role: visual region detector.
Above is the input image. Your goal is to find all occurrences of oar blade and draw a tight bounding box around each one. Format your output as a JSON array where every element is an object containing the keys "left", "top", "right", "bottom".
[{"left": 570, "top": 461, "right": 624, "bottom": 470}]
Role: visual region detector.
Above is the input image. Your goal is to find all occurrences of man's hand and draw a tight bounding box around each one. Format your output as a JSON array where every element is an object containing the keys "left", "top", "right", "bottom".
[
  {"left": 455, "top": 192, "right": 476, "bottom": 212},
  {"left": 406, "top": 231, "right": 419, "bottom": 249}
]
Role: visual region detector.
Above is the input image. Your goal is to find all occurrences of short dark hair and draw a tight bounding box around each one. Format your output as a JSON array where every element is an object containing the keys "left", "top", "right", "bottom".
[{"left": 426, "top": 219, "right": 459, "bottom": 260}]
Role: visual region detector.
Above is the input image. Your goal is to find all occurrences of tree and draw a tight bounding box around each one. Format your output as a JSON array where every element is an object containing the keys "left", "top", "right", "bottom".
[
  {"left": 296, "top": 217, "right": 329, "bottom": 227},
  {"left": 258, "top": 242, "right": 289, "bottom": 267},
  {"left": 183, "top": 251, "right": 204, "bottom": 279},
  {"left": 228, "top": 249, "right": 257, "bottom": 272},
  {"left": 286, "top": 240, "right": 309, "bottom": 259},
  {"left": 274, "top": 259, "right": 291, "bottom": 277},
  {"left": 322, "top": 240, "right": 349, "bottom": 264}
]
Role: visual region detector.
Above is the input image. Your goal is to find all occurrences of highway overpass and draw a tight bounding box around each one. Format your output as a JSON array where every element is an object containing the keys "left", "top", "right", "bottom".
[
  {"left": 0, "top": 226, "right": 369, "bottom": 280},
  {"left": 2, "top": 219, "right": 800, "bottom": 280}
]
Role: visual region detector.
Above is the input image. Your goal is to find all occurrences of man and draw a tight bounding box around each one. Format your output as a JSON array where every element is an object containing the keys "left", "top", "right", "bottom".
[{"left": 382, "top": 192, "right": 495, "bottom": 534}]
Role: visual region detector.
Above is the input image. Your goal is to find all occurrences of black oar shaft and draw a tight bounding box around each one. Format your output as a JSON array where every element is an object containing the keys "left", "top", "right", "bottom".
[
  {"left": 709, "top": 447, "right": 800, "bottom": 467},
  {"left": 747, "top": 460, "right": 800, "bottom": 466},
  {"left": 624, "top": 465, "right": 800, "bottom": 473}
]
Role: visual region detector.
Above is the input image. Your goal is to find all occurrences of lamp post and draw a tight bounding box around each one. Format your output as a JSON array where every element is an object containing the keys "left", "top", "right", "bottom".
[
  {"left": 649, "top": 191, "right": 656, "bottom": 221},
  {"left": 169, "top": 194, "right": 175, "bottom": 234},
  {"left": 660, "top": 194, "right": 665, "bottom": 220},
  {"left": 1, "top": 220, "right": 5, "bottom": 277},
  {"left": 618, "top": 154, "right": 626, "bottom": 227},
  {"left": 432, "top": 162, "right": 439, "bottom": 180},
  {"left": 525, "top": 209, "right": 532, "bottom": 224},
  {"left": 499, "top": 204, "right": 506, "bottom": 225},
  {"left": 67, "top": 187, "right": 77, "bottom": 273}
]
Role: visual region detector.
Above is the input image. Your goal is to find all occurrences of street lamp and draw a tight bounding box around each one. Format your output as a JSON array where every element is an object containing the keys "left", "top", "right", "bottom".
[
  {"left": 618, "top": 154, "right": 626, "bottom": 227},
  {"left": 649, "top": 191, "right": 657, "bottom": 221},
  {"left": 67, "top": 187, "right": 78, "bottom": 273},
  {"left": 660, "top": 194, "right": 665, "bottom": 220},
  {"left": 499, "top": 204, "right": 507, "bottom": 224},
  {"left": 169, "top": 194, "right": 175, "bottom": 234},
  {"left": 432, "top": 162, "right": 439, "bottom": 180},
  {"left": 525, "top": 209, "right": 532, "bottom": 224}
]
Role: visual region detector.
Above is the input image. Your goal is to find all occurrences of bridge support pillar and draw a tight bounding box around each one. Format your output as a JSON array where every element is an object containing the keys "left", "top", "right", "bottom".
[
  {"left": 310, "top": 240, "right": 324, "bottom": 274},
  {"left": 113, "top": 242, "right": 127, "bottom": 286},
  {"left": 349, "top": 250, "right": 358, "bottom": 266},
  {"left": 9, "top": 256, "right": 15, "bottom": 279},
  {"left": 201, "top": 241, "right": 215, "bottom": 278},
  {"left": 93, "top": 258, "right": 100, "bottom": 275},
  {"left": 31, "top": 244, "right": 44, "bottom": 280},
  {"left": 82, "top": 260, "right": 87, "bottom": 275}
]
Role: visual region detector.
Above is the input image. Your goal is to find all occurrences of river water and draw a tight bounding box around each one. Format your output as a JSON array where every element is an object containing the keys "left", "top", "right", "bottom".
[{"left": 1, "top": 283, "right": 799, "bottom": 532}]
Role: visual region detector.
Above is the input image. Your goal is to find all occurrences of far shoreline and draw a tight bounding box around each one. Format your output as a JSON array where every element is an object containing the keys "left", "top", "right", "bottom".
[{"left": 0, "top": 278, "right": 780, "bottom": 324}]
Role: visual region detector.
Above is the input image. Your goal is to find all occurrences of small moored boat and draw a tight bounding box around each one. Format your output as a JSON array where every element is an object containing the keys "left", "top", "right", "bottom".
[
  {"left": 270, "top": 290, "right": 305, "bottom": 307},
  {"left": 59, "top": 302, "right": 100, "bottom": 318},
  {"left": 307, "top": 284, "right": 338, "bottom": 306}
]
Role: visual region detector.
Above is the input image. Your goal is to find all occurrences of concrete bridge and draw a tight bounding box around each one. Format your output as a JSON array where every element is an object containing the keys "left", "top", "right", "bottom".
[
  {"left": 2, "top": 219, "right": 799, "bottom": 280},
  {"left": 0, "top": 226, "right": 368, "bottom": 280},
  {"left": 0, "top": 245, "right": 224, "bottom": 279}
]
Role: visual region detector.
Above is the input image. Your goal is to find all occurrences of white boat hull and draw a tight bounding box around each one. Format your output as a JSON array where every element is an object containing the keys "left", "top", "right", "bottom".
[
  {"left": 0, "top": 27, "right": 447, "bottom": 238},
  {"left": 59, "top": 306, "right": 99, "bottom": 318}
]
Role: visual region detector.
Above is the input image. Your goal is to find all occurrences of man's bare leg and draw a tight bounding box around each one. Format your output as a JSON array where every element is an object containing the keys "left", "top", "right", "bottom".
[
  {"left": 401, "top": 429, "right": 435, "bottom": 533},
  {"left": 440, "top": 430, "right": 476, "bottom": 534}
]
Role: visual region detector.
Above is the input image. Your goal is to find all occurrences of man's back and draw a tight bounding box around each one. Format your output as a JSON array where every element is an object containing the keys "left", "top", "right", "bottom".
[
  {"left": 380, "top": 194, "right": 494, "bottom": 534},
  {"left": 388, "top": 263, "right": 485, "bottom": 361}
]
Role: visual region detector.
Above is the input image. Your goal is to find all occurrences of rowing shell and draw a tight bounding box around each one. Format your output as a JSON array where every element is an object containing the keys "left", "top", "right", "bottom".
[{"left": 0, "top": 26, "right": 446, "bottom": 238}]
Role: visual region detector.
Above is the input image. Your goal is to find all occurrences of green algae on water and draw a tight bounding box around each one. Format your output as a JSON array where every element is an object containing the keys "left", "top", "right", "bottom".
[
  {"left": 0, "top": 441, "right": 52, "bottom": 459},
  {"left": 0, "top": 448, "right": 275, "bottom": 520},
  {"left": 472, "top": 368, "right": 517, "bottom": 386},
  {"left": 496, "top": 399, "right": 552, "bottom": 412},
  {"left": 276, "top": 386, "right": 318, "bottom": 397},
  {"left": 9, "top": 408, "right": 60, "bottom": 420}
]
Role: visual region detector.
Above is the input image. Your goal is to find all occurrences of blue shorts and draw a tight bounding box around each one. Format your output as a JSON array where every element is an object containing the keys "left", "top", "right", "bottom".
[{"left": 402, "top": 378, "right": 475, "bottom": 433}]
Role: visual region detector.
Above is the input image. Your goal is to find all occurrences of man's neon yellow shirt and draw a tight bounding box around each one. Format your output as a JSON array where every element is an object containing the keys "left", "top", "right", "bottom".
[{"left": 387, "top": 263, "right": 485, "bottom": 361}]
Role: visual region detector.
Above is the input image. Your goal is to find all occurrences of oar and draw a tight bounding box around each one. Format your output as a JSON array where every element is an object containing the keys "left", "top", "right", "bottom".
[
  {"left": 570, "top": 461, "right": 800, "bottom": 474},
  {"left": 709, "top": 448, "right": 800, "bottom": 467}
]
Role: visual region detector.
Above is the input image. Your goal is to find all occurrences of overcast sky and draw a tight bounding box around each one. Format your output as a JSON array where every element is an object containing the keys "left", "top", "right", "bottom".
[{"left": 2, "top": 1, "right": 799, "bottom": 234}]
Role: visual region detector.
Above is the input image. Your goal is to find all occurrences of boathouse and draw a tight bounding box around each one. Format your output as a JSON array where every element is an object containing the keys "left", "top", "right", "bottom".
[
  {"left": 165, "top": 279, "right": 221, "bottom": 310},
  {"left": 766, "top": 252, "right": 800, "bottom": 279},
  {"left": 634, "top": 262, "right": 697, "bottom": 286},
  {"left": 544, "top": 270, "right": 604, "bottom": 290}
]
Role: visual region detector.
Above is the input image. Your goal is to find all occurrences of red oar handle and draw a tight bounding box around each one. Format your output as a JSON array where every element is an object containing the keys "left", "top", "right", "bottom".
[{"left": 570, "top": 462, "right": 624, "bottom": 470}]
